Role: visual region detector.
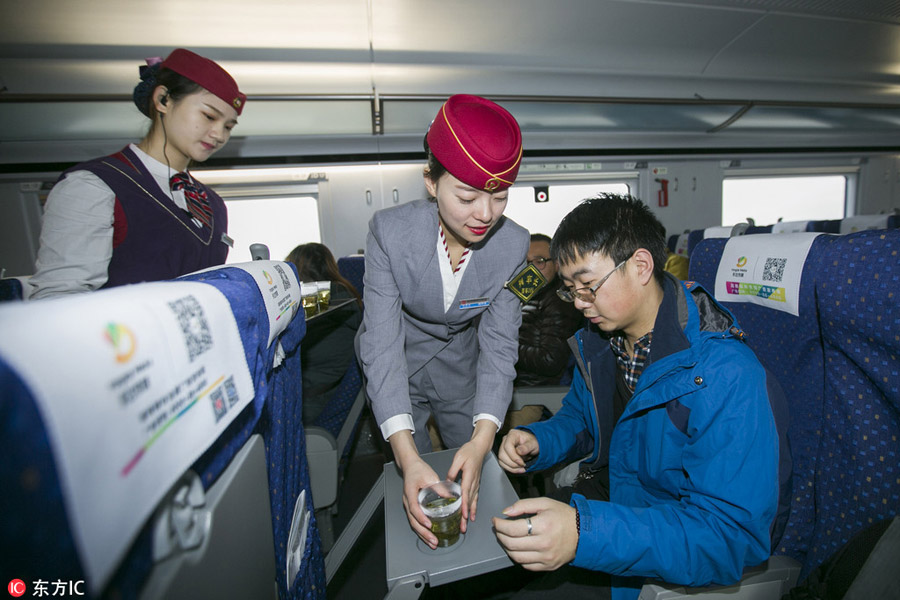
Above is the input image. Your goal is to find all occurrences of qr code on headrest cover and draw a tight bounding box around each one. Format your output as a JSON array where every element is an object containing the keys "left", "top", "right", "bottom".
[
  {"left": 763, "top": 258, "right": 787, "bottom": 283},
  {"left": 168, "top": 295, "right": 212, "bottom": 361}
]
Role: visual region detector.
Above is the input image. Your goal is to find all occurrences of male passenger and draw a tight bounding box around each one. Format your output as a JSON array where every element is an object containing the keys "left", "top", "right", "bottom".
[
  {"left": 492, "top": 195, "right": 790, "bottom": 600},
  {"left": 515, "top": 233, "right": 583, "bottom": 387}
]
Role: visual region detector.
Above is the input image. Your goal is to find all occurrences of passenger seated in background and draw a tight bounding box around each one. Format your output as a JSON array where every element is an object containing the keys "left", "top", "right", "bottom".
[
  {"left": 515, "top": 233, "right": 582, "bottom": 387},
  {"left": 493, "top": 195, "right": 790, "bottom": 600},
  {"left": 662, "top": 228, "right": 689, "bottom": 280},
  {"left": 30, "top": 48, "right": 245, "bottom": 299},
  {"left": 286, "top": 243, "right": 362, "bottom": 424},
  {"left": 663, "top": 247, "right": 689, "bottom": 279}
]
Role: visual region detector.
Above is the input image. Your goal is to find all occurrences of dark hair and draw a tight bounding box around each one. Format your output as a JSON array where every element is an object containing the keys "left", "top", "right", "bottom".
[
  {"left": 422, "top": 135, "right": 448, "bottom": 194},
  {"left": 133, "top": 64, "right": 202, "bottom": 123},
  {"left": 550, "top": 194, "right": 668, "bottom": 286},
  {"left": 530, "top": 233, "right": 551, "bottom": 245},
  {"left": 285, "top": 243, "right": 362, "bottom": 307}
]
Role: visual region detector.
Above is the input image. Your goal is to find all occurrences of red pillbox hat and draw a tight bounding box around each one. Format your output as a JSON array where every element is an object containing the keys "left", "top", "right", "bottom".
[
  {"left": 160, "top": 48, "right": 246, "bottom": 115},
  {"left": 426, "top": 94, "right": 523, "bottom": 192}
]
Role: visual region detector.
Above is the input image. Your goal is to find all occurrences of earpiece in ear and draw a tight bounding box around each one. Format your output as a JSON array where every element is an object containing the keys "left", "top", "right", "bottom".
[{"left": 160, "top": 94, "right": 168, "bottom": 106}]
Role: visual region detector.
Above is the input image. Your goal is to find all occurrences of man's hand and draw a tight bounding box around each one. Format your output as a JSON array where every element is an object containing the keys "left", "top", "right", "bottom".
[
  {"left": 492, "top": 497, "right": 579, "bottom": 571},
  {"left": 497, "top": 428, "right": 539, "bottom": 473}
]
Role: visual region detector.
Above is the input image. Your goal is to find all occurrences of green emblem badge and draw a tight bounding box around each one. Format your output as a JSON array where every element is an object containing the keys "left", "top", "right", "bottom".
[{"left": 506, "top": 263, "right": 548, "bottom": 303}]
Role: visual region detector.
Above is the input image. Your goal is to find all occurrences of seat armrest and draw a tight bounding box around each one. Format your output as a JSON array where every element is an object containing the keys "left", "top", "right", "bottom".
[
  {"left": 638, "top": 556, "right": 801, "bottom": 600},
  {"left": 511, "top": 386, "right": 569, "bottom": 414},
  {"left": 305, "top": 426, "right": 338, "bottom": 510}
]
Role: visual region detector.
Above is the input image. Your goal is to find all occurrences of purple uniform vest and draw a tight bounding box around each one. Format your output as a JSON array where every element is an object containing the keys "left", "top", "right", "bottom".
[{"left": 60, "top": 146, "right": 229, "bottom": 288}]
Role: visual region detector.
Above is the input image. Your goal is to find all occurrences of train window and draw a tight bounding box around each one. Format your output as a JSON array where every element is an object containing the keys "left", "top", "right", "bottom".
[
  {"left": 505, "top": 182, "right": 630, "bottom": 237},
  {"left": 224, "top": 196, "right": 321, "bottom": 263},
  {"left": 722, "top": 175, "right": 847, "bottom": 226}
]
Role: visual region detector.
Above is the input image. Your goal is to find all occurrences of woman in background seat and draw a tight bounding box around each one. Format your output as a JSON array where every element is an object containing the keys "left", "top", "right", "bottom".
[{"left": 287, "top": 242, "right": 363, "bottom": 424}]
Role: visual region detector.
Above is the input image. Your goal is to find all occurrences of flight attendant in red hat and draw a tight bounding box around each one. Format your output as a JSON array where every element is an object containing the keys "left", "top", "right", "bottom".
[
  {"left": 30, "top": 48, "right": 246, "bottom": 299},
  {"left": 357, "top": 94, "right": 529, "bottom": 548}
]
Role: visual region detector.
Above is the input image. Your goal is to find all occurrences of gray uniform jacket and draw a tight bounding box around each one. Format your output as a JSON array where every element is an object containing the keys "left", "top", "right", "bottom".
[{"left": 357, "top": 198, "right": 529, "bottom": 431}]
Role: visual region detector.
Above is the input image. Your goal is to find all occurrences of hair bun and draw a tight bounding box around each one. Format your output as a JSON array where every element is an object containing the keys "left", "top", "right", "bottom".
[{"left": 132, "top": 62, "right": 161, "bottom": 117}]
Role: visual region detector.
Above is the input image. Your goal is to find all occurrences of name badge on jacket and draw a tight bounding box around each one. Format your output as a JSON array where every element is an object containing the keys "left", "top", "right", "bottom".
[
  {"left": 459, "top": 297, "right": 490, "bottom": 310},
  {"left": 505, "top": 263, "right": 547, "bottom": 303}
]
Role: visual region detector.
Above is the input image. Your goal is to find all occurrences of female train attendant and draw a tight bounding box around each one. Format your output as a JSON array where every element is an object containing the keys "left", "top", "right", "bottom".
[
  {"left": 357, "top": 94, "right": 529, "bottom": 548},
  {"left": 29, "top": 48, "right": 245, "bottom": 299}
]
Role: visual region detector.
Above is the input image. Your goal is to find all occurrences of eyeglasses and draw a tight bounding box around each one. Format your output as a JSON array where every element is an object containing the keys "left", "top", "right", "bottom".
[
  {"left": 556, "top": 257, "right": 629, "bottom": 303},
  {"left": 530, "top": 257, "right": 551, "bottom": 266}
]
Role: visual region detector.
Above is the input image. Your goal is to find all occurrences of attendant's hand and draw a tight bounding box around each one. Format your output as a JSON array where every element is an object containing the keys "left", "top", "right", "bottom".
[
  {"left": 447, "top": 420, "right": 496, "bottom": 531},
  {"left": 497, "top": 428, "right": 539, "bottom": 473},
  {"left": 389, "top": 430, "right": 441, "bottom": 548},
  {"left": 492, "top": 497, "right": 579, "bottom": 571}
]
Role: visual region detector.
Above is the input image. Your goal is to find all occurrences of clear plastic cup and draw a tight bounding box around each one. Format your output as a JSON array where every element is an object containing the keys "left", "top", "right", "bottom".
[
  {"left": 418, "top": 480, "right": 462, "bottom": 547},
  {"left": 301, "top": 282, "right": 318, "bottom": 319},
  {"left": 315, "top": 281, "right": 331, "bottom": 311}
]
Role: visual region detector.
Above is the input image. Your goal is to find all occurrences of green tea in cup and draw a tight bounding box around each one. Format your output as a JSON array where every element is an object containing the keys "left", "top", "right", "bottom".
[{"left": 418, "top": 480, "right": 462, "bottom": 547}]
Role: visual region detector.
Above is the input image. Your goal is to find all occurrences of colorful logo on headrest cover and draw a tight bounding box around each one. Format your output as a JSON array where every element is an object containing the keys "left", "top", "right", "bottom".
[
  {"left": 104, "top": 323, "right": 136, "bottom": 363},
  {"left": 724, "top": 281, "right": 786, "bottom": 302},
  {"left": 736, "top": 256, "right": 748, "bottom": 268}
]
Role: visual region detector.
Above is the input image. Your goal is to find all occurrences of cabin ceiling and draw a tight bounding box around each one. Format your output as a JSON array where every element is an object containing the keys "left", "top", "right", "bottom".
[{"left": 2, "top": 0, "right": 900, "bottom": 167}]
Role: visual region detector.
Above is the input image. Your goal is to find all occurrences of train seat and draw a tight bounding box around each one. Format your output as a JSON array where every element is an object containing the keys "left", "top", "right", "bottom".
[
  {"left": 673, "top": 231, "right": 691, "bottom": 258},
  {"left": 686, "top": 225, "right": 744, "bottom": 257},
  {"left": 807, "top": 219, "right": 842, "bottom": 233},
  {"left": 337, "top": 254, "right": 366, "bottom": 301},
  {"left": 184, "top": 262, "right": 327, "bottom": 598},
  {"left": 771, "top": 220, "right": 813, "bottom": 234},
  {"left": 691, "top": 233, "right": 828, "bottom": 570},
  {"left": 308, "top": 255, "right": 367, "bottom": 551},
  {"left": 837, "top": 213, "right": 895, "bottom": 234},
  {"left": 806, "top": 229, "right": 900, "bottom": 576},
  {"left": 0, "top": 262, "right": 324, "bottom": 599},
  {"left": 667, "top": 233, "right": 679, "bottom": 254},
  {"left": 0, "top": 276, "right": 25, "bottom": 301},
  {"left": 306, "top": 360, "right": 366, "bottom": 551}
]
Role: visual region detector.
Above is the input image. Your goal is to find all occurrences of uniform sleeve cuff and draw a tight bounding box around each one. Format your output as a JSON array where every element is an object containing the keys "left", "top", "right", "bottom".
[
  {"left": 473, "top": 413, "right": 502, "bottom": 431},
  {"left": 379, "top": 413, "right": 415, "bottom": 441}
]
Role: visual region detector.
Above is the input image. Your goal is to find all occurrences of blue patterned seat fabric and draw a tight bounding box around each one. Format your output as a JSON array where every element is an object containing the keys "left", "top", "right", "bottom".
[
  {"left": 686, "top": 228, "right": 705, "bottom": 257},
  {"left": 690, "top": 236, "right": 827, "bottom": 574},
  {"left": 667, "top": 234, "right": 679, "bottom": 254},
  {"left": 0, "top": 277, "right": 23, "bottom": 302},
  {"left": 313, "top": 359, "right": 364, "bottom": 460},
  {"left": 337, "top": 255, "right": 365, "bottom": 301},
  {"left": 808, "top": 230, "right": 900, "bottom": 575},
  {"left": 0, "top": 265, "right": 326, "bottom": 599},
  {"left": 184, "top": 265, "right": 325, "bottom": 599},
  {"left": 690, "top": 231, "right": 900, "bottom": 582},
  {"left": 807, "top": 219, "right": 842, "bottom": 233}
]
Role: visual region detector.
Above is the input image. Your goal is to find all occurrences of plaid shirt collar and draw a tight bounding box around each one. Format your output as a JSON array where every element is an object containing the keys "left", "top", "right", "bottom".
[{"left": 609, "top": 330, "right": 653, "bottom": 393}]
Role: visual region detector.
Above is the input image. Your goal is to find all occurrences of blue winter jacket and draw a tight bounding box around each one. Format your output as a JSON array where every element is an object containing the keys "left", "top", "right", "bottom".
[{"left": 523, "top": 276, "right": 791, "bottom": 600}]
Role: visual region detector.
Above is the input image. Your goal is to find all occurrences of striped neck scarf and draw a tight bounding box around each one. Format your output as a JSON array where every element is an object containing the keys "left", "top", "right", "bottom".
[{"left": 439, "top": 222, "right": 470, "bottom": 273}]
